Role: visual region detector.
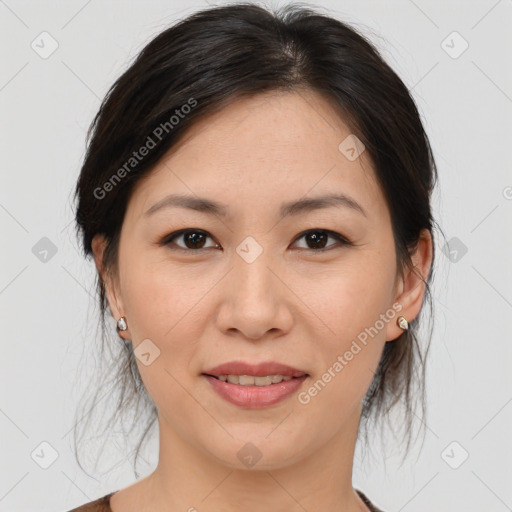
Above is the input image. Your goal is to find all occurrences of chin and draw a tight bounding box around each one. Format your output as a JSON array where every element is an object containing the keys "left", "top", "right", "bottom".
[{"left": 203, "top": 433, "right": 306, "bottom": 471}]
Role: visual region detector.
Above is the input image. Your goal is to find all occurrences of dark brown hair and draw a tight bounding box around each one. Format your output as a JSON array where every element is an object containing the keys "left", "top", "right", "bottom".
[{"left": 72, "top": 1, "right": 441, "bottom": 477}]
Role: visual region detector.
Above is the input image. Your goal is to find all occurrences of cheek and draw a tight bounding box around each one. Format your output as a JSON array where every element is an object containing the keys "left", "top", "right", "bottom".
[
  {"left": 119, "top": 253, "right": 210, "bottom": 379},
  {"left": 301, "top": 252, "right": 395, "bottom": 396},
  {"left": 122, "top": 273, "right": 171, "bottom": 338},
  {"left": 305, "top": 252, "right": 395, "bottom": 340},
  {"left": 120, "top": 250, "right": 197, "bottom": 337},
  {"left": 119, "top": 262, "right": 202, "bottom": 413},
  {"left": 298, "top": 275, "right": 391, "bottom": 422}
]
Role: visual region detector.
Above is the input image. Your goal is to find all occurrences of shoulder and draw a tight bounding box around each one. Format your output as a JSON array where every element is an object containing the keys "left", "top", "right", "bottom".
[
  {"left": 356, "top": 489, "right": 385, "bottom": 512},
  {"left": 63, "top": 492, "right": 115, "bottom": 512}
]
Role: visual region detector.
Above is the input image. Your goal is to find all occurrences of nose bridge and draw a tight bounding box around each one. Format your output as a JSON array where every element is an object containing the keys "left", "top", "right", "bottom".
[
  {"left": 215, "top": 233, "right": 291, "bottom": 339},
  {"left": 232, "top": 234, "right": 276, "bottom": 303}
]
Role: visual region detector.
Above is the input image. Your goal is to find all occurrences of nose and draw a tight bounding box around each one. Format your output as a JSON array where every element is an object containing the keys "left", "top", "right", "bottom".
[{"left": 215, "top": 246, "right": 293, "bottom": 340}]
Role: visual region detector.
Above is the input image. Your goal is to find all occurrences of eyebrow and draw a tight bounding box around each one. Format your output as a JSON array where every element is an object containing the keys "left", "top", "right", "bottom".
[{"left": 144, "top": 192, "right": 367, "bottom": 219}]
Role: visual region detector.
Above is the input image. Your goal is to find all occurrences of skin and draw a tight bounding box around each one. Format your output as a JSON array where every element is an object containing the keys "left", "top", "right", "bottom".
[{"left": 92, "top": 89, "right": 432, "bottom": 512}]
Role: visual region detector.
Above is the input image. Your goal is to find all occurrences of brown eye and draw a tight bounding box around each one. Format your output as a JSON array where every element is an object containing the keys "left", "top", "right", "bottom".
[
  {"left": 292, "top": 229, "right": 352, "bottom": 251},
  {"left": 162, "top": 229, "right": 218, "bottom": 251},
  {"left": 159, "top": 228, "right": 352, "bottom": 253}
]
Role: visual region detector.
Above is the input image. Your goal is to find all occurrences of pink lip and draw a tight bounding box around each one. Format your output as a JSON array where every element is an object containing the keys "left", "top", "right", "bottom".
[
  {"left": 203, "top": 374, "right": 308, "bottom": 409},
  {"left": 202, "top": 361, "right": 309, "bottom": 409},
  {"left": 202, "top": 361, "right": 307, "bottom": 378}
]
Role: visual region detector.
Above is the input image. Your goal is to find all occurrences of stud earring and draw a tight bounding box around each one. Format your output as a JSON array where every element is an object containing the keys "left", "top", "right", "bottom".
[
  {"left": 397, "top": 316, "right": 409, "bottom": 331},
  {"left": 117, "top": 316, "right": 128, "bottom": 331}
]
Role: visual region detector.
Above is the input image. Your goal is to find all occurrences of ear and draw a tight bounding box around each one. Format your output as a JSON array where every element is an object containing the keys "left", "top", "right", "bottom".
[
  {"left": 386, "top": 229, "right": 433, "bottom": 342},
  {"left": 91, "top": 234, "right": 130, "bottom": 340}
]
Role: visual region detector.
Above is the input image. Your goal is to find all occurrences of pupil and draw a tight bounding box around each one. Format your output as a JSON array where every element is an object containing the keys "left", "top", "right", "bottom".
[
  {"left": 186, "top": 232, "right": 205, "bottom": 249},
  {"left": 307, "top": 231, "right": 327, "bottom": 249}
]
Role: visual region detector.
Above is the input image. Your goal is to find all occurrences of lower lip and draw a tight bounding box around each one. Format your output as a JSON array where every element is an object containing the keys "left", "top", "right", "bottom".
[{"left": 203, "top": 375, "right": 308, "bottom": 409}]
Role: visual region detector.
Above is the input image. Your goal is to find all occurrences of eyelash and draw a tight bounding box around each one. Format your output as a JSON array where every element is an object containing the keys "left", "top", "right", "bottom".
[{"left": 158, "top": 228, "right": 354, "bottom": 253}]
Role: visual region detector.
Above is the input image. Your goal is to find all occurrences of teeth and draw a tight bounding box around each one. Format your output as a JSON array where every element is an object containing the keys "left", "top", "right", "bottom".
[{"left": 218, "top": 374, "right": 294, "bottom": 386}]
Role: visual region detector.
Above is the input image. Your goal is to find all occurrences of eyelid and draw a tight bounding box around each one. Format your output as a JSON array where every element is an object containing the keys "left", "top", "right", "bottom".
[
  {"left": 159, "top": 228, "right": 353, "bottom": 252},
  {"left": 159, "top": 229, "right": 219, "bottom": 251},
  {"left": 291, "top": 228, "right": 353, "bottom": 250}
]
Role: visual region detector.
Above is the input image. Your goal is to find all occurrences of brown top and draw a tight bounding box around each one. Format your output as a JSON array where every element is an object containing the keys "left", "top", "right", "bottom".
[{"left": 65, "top": 489, "right": 383, "bottom": 511}]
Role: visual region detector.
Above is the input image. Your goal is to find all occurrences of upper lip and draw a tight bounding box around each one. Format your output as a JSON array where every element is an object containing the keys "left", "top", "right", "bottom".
[{"left": 202, "top": 361, "right": 308, "bottom": 378}]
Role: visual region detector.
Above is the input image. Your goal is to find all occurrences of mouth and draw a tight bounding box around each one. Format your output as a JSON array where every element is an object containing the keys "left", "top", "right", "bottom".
[
  {"left": 200, "top": 361, "right": 309, "bottom": 409},
  {"left": 202, "top": 373, "right": 309, "bottom": 409},
  {"left": 202, "top": 361, "right": 308, "bottom": 380},
  {"left": 202, "top": 373, "right": 308, "bottom": 386}
]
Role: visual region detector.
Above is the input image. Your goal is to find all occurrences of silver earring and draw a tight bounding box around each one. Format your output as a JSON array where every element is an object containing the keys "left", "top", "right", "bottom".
[
  {"left": 397, "top": 316, "right": 409, "bottom": 331},
  {"left": 117, "top": 316, "right": 128, "bottom": 331}
]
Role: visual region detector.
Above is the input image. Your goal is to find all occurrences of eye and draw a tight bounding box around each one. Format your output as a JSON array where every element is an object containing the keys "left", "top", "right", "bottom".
[
  {"left": 159, "top": 228, "right": 352, "bottom": 253},
  {"left": 160, "top": 229, "right": 219, "bottom": 251},
  {"left": 291, "top": 229, "right": 353, "bottom": 251}
]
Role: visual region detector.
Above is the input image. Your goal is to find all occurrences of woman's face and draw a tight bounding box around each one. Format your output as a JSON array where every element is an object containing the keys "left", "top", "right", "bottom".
[{"left": 94, "top": 90, "right": 424, "bottom": 470}]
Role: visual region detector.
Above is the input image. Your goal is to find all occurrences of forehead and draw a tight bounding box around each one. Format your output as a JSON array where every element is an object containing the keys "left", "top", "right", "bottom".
[{"left": 128, "top": 89, "right": 386, "bottom": 222}]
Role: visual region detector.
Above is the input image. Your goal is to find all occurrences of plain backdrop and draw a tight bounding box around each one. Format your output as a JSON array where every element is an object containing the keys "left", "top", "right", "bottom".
[{"left": 1, "top": 1, "right": 511, "bottom": 511}]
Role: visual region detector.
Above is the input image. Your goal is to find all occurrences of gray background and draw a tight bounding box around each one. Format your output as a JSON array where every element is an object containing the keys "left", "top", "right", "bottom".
[{"left": 1, "top": 0, "right": 511, "bottom": 511}]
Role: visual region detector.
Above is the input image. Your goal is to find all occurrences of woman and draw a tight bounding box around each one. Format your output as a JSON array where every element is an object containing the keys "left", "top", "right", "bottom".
[{"left": 68, "top": 3, "right": 437, "bottom": 511}]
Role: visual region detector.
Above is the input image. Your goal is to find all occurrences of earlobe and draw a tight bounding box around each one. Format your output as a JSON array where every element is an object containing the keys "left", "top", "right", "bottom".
[{"left": 386, "top": 229, "right": 433, "bottom": 341}]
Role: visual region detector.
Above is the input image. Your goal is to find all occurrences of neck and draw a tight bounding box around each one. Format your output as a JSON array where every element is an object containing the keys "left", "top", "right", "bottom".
[{"left": 143, "top": 405, "right": 369, "bottom": 512}]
